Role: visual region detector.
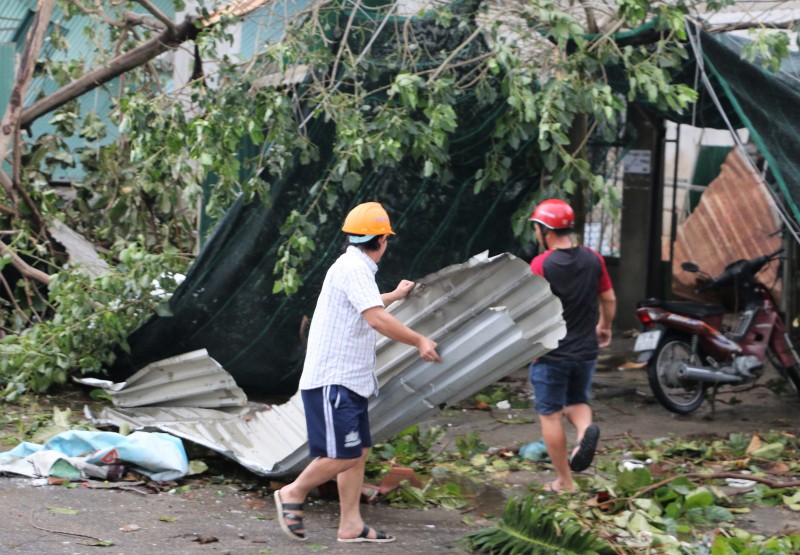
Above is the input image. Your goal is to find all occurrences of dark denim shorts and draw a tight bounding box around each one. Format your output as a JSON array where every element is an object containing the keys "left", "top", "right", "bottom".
[
  {"left": 302, "top": 385, "right": 372, "bottom": 459},
  {"left": 529, "top": 359, "right": 596, "bottom": 415}
]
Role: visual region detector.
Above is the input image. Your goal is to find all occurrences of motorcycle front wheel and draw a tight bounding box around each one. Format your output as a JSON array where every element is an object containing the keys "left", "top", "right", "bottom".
[
  {"left": 766, "top": 348, "right": 800, "bottom": 399},
  {"left": 648, "top": 334, "right": 706, "bottom": 414}
]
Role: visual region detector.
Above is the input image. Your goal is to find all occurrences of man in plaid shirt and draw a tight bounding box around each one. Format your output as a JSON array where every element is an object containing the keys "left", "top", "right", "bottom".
[{"left": 275, "top": 202, "right": 441, "bottom": 544}]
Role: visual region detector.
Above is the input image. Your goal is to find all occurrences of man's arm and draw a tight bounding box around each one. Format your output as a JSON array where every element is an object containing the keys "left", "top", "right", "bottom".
[
  {"left": 362, "top": 306, "right": 441, "bottom": 362},
  {"left": 596, "top": 288, "right": 617, "bottom": 348}
]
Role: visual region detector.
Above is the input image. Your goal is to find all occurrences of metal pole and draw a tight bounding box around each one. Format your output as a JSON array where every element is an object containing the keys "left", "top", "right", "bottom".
[{"left": 669, "top": 123, "right": 681, "bottom": 285}]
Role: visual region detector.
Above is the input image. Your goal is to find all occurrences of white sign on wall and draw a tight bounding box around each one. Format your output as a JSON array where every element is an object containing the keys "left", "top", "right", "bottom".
[{"left": 623, "top": 150, "right": 652, "bottom": 174}]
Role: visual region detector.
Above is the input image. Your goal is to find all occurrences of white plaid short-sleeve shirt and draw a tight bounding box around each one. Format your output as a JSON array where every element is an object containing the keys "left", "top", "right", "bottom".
[{"left": 299, "top": 246, "right": 384, "bottom": 397}]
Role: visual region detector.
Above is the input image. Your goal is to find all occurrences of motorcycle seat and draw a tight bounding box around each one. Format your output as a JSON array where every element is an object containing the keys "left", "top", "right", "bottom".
[
  {"left": 638, "top": 298, "right": 725, "bottom": 318},
  {"left": 662, "top": 301, "right": 725, "bottom": 318}
]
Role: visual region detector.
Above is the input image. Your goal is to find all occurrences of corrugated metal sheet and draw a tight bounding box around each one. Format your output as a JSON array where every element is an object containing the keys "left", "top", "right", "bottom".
[
  {"left": 672, "top": 148, "right": 783, "bottom": 302},
  {"left": 85, "top": 252, "right": 565, "bottom": 477},
  {"left": 80, "top": 348, "right": 247, "bottom": 409}
]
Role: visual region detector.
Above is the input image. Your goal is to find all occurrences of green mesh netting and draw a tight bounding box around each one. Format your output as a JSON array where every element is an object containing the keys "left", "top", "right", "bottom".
[
  {"left": 110, "top": 16, "right": 800, "bottom": 394},
  {"left": 691, "top": 26, "right": 800, "bottom": 223},
  {"left": 620, "top": 22, "right": 800, "bottom": 221}
]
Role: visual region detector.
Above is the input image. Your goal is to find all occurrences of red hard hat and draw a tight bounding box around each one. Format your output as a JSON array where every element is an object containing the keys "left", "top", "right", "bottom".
[{"left": 529, "top": 199, "right": 574, "bottom": 230}]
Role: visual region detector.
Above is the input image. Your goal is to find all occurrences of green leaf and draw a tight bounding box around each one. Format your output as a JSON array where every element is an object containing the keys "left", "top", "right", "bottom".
[
  {"left": 464, "top": 496, "right": 615, "bottom": 554},
  {"left": 47, "top": 507, "right": 79, "bottom": 515},
  {"left": 617, "top": 467, "right": 653, "bottom": 494},
  {"left": 154, "top": 303, "right": 173, "bottom": 317},
  {"left": 188, "top": 460, "right": 209, "bottom": 476},
  {"left": 783, "top": 490, "right": 800, "bottom": 511},
  {"left": 684, "top": 488, "right": 714, "bottom": 510},
  {"left": 83, "top": 539, "right": 115, "bottom": 547},
  {"left": 90, "top": 389, "right": 113, "bottom": 401},
  {"left": 750, "top": 442, "right": 784, "bottom": 460}
]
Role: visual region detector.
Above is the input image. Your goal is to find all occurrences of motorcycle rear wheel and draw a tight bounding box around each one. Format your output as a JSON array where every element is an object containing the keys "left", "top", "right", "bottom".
[
  {"left": 766, "top": 348, "right": 800, "bottom": 399},
  {"left": 648, "top": 334, "right": 706, "bottom": 414}
]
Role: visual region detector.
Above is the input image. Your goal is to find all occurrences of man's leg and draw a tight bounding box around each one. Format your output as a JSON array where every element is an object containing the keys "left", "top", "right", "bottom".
[
  {"left": 564, "top": 402, "right": 593, "bottom": 455},
  {"left": 530, "top": 361, "right": 575, "bottom": 492},
  {"left": 278, "top": 456, "right": 361, "bottom": 536},
  {"left": 564, "top": 360, "right": 599, "bottom": 466},
  {"left": 336, "top": 447, "right": 375, "bottom": 539},
  {"left": 538, "top": 411, "right": 576, "bottom": 493}
]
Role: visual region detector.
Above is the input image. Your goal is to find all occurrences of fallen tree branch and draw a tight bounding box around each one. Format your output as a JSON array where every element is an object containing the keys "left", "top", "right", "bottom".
[
  {"left": 29, "top": 508, "right": 108, "bottom": 543},
  {"left": 133, "top": 0, "right": 177, "bottom": 32},
  {"left": 0, "top": 240, "right": 51, "bottom": 286},
  {"left": 627, "top": 471, "right": 800, "bottom": 501},
  {"left": 20, "top": 16, "right": 201, "bottom": 127},
  {"left": 123, "top": 10, "right": 165, "bottom": 29},
  {"left": 0, "top": 272, "right": 34, "bottom": 326},
  {"left": 0, "top": 169, "right": 17, "bottom": 208},
  {"left": 20, "top": 0, "right": 276, "bottom": 128}
]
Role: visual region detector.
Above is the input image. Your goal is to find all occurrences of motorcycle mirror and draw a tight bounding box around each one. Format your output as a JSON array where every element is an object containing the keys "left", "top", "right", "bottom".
[{"left": 681, "top": 262, "right": 700, "bottom": 273}]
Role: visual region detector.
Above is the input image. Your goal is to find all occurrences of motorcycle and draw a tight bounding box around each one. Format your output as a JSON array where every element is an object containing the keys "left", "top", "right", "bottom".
[{"left": 633, "top": 247, "right": 800, "bottom": 414}]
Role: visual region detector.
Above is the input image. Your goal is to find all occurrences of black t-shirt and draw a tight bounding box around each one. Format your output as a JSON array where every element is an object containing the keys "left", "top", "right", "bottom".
[{"left": 530, "top": 246, "right": 612, "bottom": 362}]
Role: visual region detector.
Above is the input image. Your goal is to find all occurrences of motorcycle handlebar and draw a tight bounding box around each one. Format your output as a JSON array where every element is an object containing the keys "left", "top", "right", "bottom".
[
  {"left": 694, "top": 247, "right": 784, "bottom": 293},
  {"left": 767, "top": 247, "right": 785, "bottom": 260}
]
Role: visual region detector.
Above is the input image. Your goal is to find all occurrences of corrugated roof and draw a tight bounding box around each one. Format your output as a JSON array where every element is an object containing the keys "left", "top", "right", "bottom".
[
  {"left": 672, "top": 148, "right": 783, "bottom": 301},
  {"left": 85, "top": 252, "right": 566, "bottom": 477}
]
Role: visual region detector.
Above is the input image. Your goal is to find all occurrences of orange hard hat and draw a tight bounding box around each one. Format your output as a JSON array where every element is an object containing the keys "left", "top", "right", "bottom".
[
  {"left": 529, "top": 199, "right": 574, "bottom": 230},
  {"left": 342, "top": 202, "right": 395, "bottom": 239}
]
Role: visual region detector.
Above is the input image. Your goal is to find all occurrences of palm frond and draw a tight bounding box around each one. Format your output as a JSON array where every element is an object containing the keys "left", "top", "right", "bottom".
[{"left": 462, "top": 495, "right": 615, "bottom": 555}]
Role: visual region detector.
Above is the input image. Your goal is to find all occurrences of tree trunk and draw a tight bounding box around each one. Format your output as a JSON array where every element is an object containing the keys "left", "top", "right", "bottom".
[
  {"left": 0, "top": 0, "right": 56, "bottom": 207},
  {"left": 568, "top": 113, "right": 589, "bottom": 244}
]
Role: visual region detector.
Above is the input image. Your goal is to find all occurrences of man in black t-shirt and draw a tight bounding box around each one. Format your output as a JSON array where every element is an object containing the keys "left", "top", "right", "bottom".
[{"left": 529, "top": 199, "right": 616, "bottom": 494}]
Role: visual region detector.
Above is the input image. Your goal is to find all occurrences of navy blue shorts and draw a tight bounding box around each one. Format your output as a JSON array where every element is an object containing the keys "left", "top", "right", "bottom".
[
  {"left": 301, "top": 385, "right": 372, "bottom": 459},
  {"left": 529, "top": 360, "right": 596, "bottom": 415}
]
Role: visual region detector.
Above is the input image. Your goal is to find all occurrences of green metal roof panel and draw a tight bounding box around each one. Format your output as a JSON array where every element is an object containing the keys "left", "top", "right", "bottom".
[
  {"left": 0, "top": 42, "right": 12, "bottom": 113},
  {"left": 0, "top": 0, "right": 35, "bottom": 44},
  {"left": 2, "top": 0, "right": 177, "bottom": 181},
  {"left": 0, "top": 41, "right": 12, "bottom": 176},
  {"left": 240, "top": 0, "right": 311, "bottom": 59}
]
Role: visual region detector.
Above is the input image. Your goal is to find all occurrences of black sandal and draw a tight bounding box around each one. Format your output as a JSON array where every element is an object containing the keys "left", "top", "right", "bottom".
[
  {"left": 569, "top": 424, "right": 600, "bottom": 472},
  {"left": 338, "top": 524, "right": 396, "bottom": 543},
  {"left": 274, "top": 490, "right": 307, "bottom": 541}
]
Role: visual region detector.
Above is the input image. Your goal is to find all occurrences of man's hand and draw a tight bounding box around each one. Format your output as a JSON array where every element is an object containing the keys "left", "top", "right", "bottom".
[
  {"left": 596, "top": 325, "right": 612, "bottom": 348},
  {"left": 362, "top": 307, "right": 441, "bottom": 362},
  {"left": 381, "top": 279, "right": 416, "bottom": 307},
  {"left": 417, "top": 337, "right": 441, "bottom": 362},
  {"left": 393, "top": 279, "right": 415, "bottom": 299}
]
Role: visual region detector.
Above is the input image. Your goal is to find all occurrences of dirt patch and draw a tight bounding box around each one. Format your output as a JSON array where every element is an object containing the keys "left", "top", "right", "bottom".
[{"left": 1, "top": 337, "right": 799, "bottom": 554}]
